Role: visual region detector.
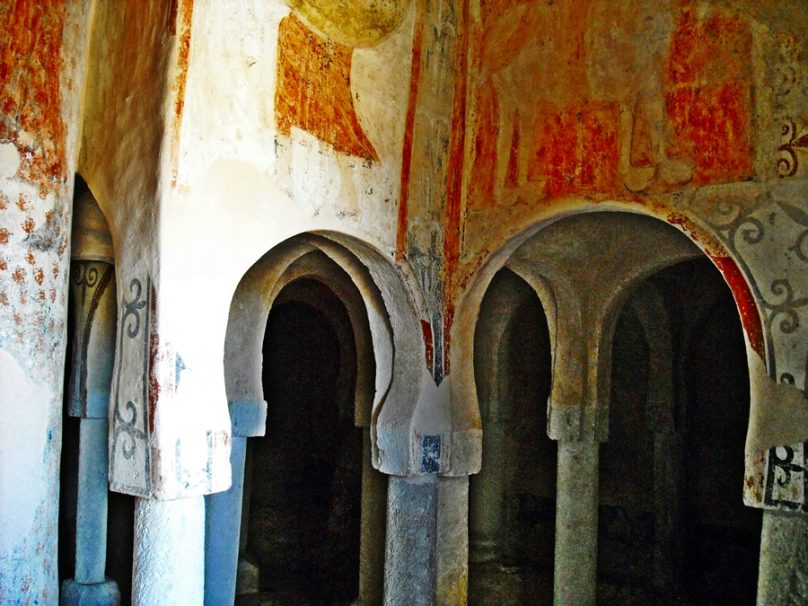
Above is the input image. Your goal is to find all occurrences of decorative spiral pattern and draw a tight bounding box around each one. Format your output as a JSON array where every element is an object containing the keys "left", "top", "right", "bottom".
[{"left": 114, "top": 400, "right": 145, "bottom": 460}]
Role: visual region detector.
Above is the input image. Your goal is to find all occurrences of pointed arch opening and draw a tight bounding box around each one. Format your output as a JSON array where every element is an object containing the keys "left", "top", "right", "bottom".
[
  {"left": 468, "top": 268, "right": 555, "bottom": 606},
  {"left": 598, "top": 258, "right": 761, "bottom": 605},
  {"left": 217, "top": 233, "right": 406, "bottom": 606}
]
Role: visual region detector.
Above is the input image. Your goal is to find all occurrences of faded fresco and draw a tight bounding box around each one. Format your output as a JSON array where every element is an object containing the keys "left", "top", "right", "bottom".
[
  {"left": 275, "top": 14, "right": 378, "bottom": 161},
  {"left": 468, "top": 0, "right": 754, "bottom": 212}
]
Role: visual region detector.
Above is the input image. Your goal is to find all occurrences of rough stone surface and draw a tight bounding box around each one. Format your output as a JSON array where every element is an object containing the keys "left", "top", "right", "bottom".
[
  {"left": 757, "top": 510, "right": 808, "bottom": 605},
  {"left": 554, "top": 440, "right": 599, "bottom": 606},
  {"left": 132, "top": 497, "right": 205, "bottom": 606},
  {"left": 384, "top": 476, "right": 437, "bottom": 605}
]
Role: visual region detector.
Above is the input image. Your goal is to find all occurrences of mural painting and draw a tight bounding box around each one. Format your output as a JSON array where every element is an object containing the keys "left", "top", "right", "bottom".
[
  {"left": 275, "top": 14, "right": 378, "bottom": 161},
  {"left": 467, "top": 0, "right": 754, "bottom": 213},
  {"left": 0, "top": 0, "right": 67, "bottom": 197}
]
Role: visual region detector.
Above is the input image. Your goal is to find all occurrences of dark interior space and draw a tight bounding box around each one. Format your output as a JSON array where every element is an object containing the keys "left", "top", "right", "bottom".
[
  {"left": 106, "top": 492, "right": 134, "bottom": 606},
  {"left": 598, "top": 259, "right": 762, "bottom": 606},
  {"left": 243, "top": 279, "right": 362, "bottom": 606},
  {"left": 469, "top": 268, "right": 555, "bottom": 606},
  {"left": 58, "top": 410, "right": 79, "bottom": 587}
]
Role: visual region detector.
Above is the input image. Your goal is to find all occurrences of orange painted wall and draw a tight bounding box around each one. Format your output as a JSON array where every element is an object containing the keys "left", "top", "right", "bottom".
[
  {"left": 275, "top": 15, "right": 377, "bottom": 161},
  {"left": 0, "top": 0, "right": 67, "bottom": 196},
  {"left": 466, "top": 0, "right": 755, "bottom": 213}
]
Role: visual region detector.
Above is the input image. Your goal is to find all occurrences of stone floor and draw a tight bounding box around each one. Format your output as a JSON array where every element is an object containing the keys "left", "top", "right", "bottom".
[
  {"left": 236, "top": 591, "right": 356, "bottom": 606},
  {"left": 468, "top": 562, "right": 715, "bottom": 606}
]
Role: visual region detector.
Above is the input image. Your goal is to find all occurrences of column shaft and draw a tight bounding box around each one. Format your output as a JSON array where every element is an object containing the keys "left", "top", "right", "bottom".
[
  {"left": 436, "top": 476, "right": 469, "bottom": 606},
  {"left": 132, "top": 497, "right": 205, "bottom": 606},
  {"left": 757, "top": 509, "right": 808, "bottom": 605},
  {"left": 384, "top": 476, "right": 438, "bottom": 605},
  {"left": 652, "top": 431, "right": 684, "bottom": 590},
  {"left": 357, "top": 428, "right": 387, "bottom": 605},
  {"left": 383, "top": 474, "right": 470, "bottom": 606},
  {"left": 553, "top": 440, "right": 599, "bottom": 606},
  {"left": 468, "top": 421, "right": 507, "bottom": 563},
  {"left": 204, "top": 436, "right": 248, "bottom": 605},
  {"left": 75, "top": 417, "right": 111, "bottom": 584}
]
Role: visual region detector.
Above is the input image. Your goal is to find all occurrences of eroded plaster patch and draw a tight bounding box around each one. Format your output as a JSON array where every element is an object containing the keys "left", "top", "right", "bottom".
[{"left": 0, "top": 143, "right": 20, "bottom": 179}]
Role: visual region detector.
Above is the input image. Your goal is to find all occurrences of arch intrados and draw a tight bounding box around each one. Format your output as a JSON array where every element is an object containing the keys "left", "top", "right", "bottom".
[
  {"left": 224, "top": 232, "right": 422, "bottom": 459},
  {"left": 473, "top": 268, "right": 546, "bottom": 421},
  {"left": 266, "top": 253, "right": 376, "bottom": 426}
]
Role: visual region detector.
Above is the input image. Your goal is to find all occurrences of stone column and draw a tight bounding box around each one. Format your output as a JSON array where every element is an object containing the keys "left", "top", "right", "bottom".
[
  {"left": 504, "top": 213, "right": 704, "bottom": 606},
  {"left": 357, "top": 427, "right": 387, "bottom": 605},
  {"left": 630, "top": 285, "right": 684, "bottom": 590},
  {"left": 61, "top": 422, "right": 121, "bottom": 605},
  {"left": 203, "top": 399, "right": 266, "bottom": 605},
  {"left": 652, "top": 431, "right": 684, "bottom": 590},
  {"left": 132, "top": 497, "right": 205, "bottom": 605},
  {"left": 756, "top": 509, "right": 808, "bottom": 605},
  {"left": 61, "top": 258, "right": 120, "bottom": 605},
  {"left": 468, "top": 420, "right": 507, "bottom": 563},
  {"left": 383, "top": 474, "right": 468, "bottom": 606},
  {"left": 436, "top": 476, "right": 469, "bottom": 605},
  {"left": 385, "top": 475, "right": 438, "bottom": 606},
  {"left": 553, "top": 440, "right": 599, "bottom": 606}
]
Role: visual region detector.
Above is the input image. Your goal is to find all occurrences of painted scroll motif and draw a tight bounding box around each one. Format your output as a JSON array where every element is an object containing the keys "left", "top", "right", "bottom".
[{"left": 109, "top": 274, "right": 152, "bottom": 497}]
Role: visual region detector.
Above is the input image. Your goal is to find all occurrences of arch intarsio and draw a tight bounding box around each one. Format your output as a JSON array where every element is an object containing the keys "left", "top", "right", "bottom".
[
  {"left": 219, "top": 231, "right": 425, "bottom": 604},
  {"left": 451, "top": 205, "right": 768, "bottom": 474},
  {"left": 456, "top": 206, "right": 767, "bottom": 604}
]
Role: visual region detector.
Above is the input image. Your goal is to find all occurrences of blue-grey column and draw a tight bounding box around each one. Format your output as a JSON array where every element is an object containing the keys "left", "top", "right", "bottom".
[
  {"left": 384, "top": 475, "right": 438, "bottom": 606},
  {"left": 62, "top": 260, "right": 120, "bottom": 606},
  {"left": 204, "top": 399, "right": 267, "bottom": 606},
  {"left": 383, "top": 474, "right": 469, "bottom": 606}
]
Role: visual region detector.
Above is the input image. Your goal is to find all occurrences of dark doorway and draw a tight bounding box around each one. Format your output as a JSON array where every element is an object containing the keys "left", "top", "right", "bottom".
[
  {"left": 598, "top": 259, "right": 761, "bottom": 605},
  {"left": 469, "top": 268, "right": 555, "bottom": 606},
  {"left": 244, "top": 279, "right": 363, "bottom": 605}
]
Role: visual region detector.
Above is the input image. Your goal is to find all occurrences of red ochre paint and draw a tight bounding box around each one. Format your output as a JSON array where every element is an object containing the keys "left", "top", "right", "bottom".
[
  {"left": 0, "top": 0, "right": 68, "bottom": 193},
  {"left": 396, "top": 0, "right": 426, "bottom": 261},
  {"left": 148, "top": 295, "right": 159, "bottom": 435},
  {"left": 710, "top": 255, "right": 764, "bottom": 359},
  {"left": 667, "top": 212, "right": 763, "bottom": 358},
  {"left": 169, "top": 0, "right": 194, "bottom": 187},
  {"left": 443, "top": 0, "right": 470, "bottom": 376},
  {"left": 275, "top": 15, "right": 377, "bottom": 162},
  {"left": 421, "top": 319, "right": 434, "bottom": 375}
]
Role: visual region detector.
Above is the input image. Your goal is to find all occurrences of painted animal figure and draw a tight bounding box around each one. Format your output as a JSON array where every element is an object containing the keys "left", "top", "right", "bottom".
[{"left": 482, "top": 0, "right": 692, "bottom": 194}]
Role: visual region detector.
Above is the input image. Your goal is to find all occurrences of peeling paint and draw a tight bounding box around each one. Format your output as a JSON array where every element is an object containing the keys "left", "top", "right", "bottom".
[
  {"left": 0, "top": 0, "right": 68, "bottom": 196},
  {"left": 275, "top": 14, "right": 378, "bottom": 161}
]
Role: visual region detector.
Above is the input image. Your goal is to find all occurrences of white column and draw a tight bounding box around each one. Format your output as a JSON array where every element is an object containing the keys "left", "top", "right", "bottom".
[
  {"left": 132, "top": 497, "right": 205, "bottom": 606},
  {"left": 757, "top": 509, "right": 808, "bottom": 605}
]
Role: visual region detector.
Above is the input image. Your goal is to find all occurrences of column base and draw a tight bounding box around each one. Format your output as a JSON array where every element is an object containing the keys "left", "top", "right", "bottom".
[
  {"left": 61, "top": 578, "right": 121, "bottom": 606},
  {"left": 236, "top": 557, "right": 260, "bottom": 596}
]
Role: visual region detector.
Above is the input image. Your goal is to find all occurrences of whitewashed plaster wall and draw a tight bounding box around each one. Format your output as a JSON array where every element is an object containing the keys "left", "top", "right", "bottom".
[{"left": 80, "top": 0, "right": 427, "bottom": 498}]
